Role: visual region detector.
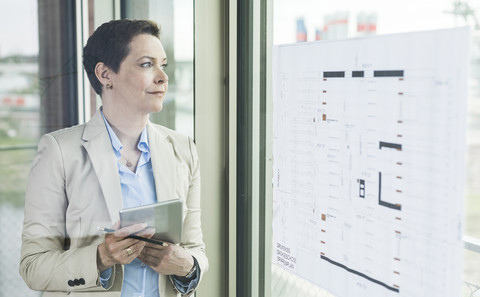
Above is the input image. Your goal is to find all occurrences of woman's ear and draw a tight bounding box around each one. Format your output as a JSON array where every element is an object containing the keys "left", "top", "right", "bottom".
[{"left": 94, "top": 62, "right": 112, "bottom": 88}]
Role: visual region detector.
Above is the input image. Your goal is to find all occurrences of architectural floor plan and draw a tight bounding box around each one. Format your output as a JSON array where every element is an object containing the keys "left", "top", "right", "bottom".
[{"left": 272, "top": 28, "right": 469, "bottom": 297}]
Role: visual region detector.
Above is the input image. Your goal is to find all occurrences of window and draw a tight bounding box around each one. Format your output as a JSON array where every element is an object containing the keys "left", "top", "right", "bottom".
[
  {"left": 0, "top": 0, "right": 41, "bottom": 295},
  {"left": 0, "top": 1, "right": 195, "bottom": 296},
  {"left": 87, "top": 0, "right": 195, "bottom": 138},
  {"left": 271, "top": 1, "right": 480, "bottom": 296}
]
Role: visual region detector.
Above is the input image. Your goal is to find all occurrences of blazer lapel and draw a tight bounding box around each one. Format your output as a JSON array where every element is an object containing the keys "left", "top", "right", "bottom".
[
  {"left": 147, "top": 122, "right": 176, "bottom": 203},
  {"left": 82, "top": 111, "right": 123, "bottom": 224}
]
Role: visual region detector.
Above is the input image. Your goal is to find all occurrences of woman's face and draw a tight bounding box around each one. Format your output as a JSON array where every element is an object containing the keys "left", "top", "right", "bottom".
[{"left": 109, "top": 34, "right": 169, "bottom": 115}]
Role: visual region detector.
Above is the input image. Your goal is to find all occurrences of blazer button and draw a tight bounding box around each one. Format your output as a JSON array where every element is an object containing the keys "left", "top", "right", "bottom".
[
  {"left": 79, "top": 278, "right": 85, "bottom": 285},
  {"left": 74, "top": 279, "right": 80, "bottom": 286},
  {"left": 68, "top": 280, "right": 74, "bottom": 287}
]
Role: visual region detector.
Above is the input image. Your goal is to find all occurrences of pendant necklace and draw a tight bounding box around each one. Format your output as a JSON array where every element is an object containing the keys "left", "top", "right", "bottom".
[
  {"left": 122, "top": 157, "right": 133, "bottom": 167},
  {"left": 120, "top": 152, "right": 137, "bottom": 168}
]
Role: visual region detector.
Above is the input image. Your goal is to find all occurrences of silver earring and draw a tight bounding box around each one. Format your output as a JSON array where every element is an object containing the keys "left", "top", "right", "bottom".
[{"left": 106, "top": 84, "right": 113, "bottom": 89}]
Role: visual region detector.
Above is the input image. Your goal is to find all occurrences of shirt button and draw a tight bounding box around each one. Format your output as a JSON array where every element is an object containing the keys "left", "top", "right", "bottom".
[{"left": 141, "top": 263, "right": 146, "bottom": 267}]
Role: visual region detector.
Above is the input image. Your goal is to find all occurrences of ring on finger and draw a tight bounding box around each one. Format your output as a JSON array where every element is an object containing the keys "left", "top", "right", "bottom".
[{"left": 126, "top": 247, "right": 133, "bottom": 256}]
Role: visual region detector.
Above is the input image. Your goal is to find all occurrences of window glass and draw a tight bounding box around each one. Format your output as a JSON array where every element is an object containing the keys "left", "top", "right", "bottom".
[
  {"left": 92, "top": 0, "right": 195, "bottom": 138},
  {"left": 0, "top": 0, "right": 40, "bottom": 295},
  {"left": 88, "top": 0, "right": 194, "bottom": 138},
  {"left": 0, "top": 1, "right": 194, "bottom": 295},
  {"left": 273, "top": 1, "right": 480, "bottom": 296}
]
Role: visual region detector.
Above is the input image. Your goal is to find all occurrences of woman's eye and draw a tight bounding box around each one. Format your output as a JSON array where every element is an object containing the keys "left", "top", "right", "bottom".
[
  {"left": 161, "top": 64, "right": 168, "bottom": 70},
  {"left": 141, "top": 62, "right": 153, "bottom": 68}
]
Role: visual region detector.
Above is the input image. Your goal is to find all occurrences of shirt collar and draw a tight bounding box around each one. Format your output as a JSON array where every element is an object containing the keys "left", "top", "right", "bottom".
[{"left": 100, "top": 108, "right": 150, "bottom": 154}]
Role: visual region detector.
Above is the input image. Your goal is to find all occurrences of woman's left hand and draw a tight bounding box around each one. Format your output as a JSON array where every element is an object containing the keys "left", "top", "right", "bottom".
[{"left": 137, "top": 243, "right": 194, "bottom": 276}]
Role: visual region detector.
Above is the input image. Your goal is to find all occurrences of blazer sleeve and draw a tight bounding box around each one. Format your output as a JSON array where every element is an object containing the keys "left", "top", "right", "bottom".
[
  {"left": 19, "top": 133, "right": 107, "bottom": 292},
  {"left": 179, "top": 137, "right": 209, "bottom": 283}
]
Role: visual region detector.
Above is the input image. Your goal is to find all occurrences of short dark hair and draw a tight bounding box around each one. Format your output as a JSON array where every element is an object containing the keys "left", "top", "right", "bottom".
[{"left": 83, "top": 19, "right": 161, "bottom": 96}]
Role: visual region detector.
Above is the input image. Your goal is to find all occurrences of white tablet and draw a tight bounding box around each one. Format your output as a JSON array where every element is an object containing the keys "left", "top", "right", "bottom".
[{"left": 119, "top": 199, "right": 183, "bottom": 244}]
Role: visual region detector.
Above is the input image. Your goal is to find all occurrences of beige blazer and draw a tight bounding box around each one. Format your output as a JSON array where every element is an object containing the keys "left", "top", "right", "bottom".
[{"left": 19, "top": 111, "right": 208, "bottom": 297}]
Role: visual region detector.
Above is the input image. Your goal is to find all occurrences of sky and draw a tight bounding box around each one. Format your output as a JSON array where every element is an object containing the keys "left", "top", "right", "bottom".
[
  {"left": 0, "top": 0, "right": 193, "bottom": 59},
  {"left": 0, "top": 0, "right": 38, "bottom": 56},
  {"left": 0, "top": 0, "right": 478, "bottom": 56},
  {"left": 173, "top": 0, "right": 194, "bottom": 61},
  {"left": 273, "top": 0, "right": 478, "bottom": 44}
]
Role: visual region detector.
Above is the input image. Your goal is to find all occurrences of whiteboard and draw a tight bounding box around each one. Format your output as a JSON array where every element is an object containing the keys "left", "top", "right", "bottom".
[{"left": 272, "top": 28, "right": 469, "bottom": 297}]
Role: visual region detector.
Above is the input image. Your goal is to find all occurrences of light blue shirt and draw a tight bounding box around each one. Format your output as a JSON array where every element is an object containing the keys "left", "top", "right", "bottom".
[{"left": 99, "top": 110, "right": 198, "bottom": 296}]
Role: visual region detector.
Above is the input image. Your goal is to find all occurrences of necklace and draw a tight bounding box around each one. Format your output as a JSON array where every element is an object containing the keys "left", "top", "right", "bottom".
[
  {"left": 119, "top": 151, "right": 140, "bottom": 169},
  {"left": 121, "top": 155, "right": 133, "bottom": 168}
]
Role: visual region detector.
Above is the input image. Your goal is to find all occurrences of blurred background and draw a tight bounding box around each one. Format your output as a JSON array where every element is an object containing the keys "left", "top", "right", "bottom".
[
  {"left": 0, "top": 0, "right": 194, "bottom": 295},
  {"left": 1, "top": 0, "right": 480, "bottom": 296}
]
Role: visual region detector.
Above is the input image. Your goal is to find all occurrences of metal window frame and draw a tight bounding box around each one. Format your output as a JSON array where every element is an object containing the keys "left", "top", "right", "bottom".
[
  {"left": 75, "top": 0, "right": 89, "bottom": 124},
  {"left": 236, "top": 0, "right": 272, "bottom": 296},
  {"left": 465, "top": 236, "right": 480, "bottom": 253},
  {"left": 194, "top": 0, "right": 231, "bottom": 296},
  {"left": 75, "top": 0, "right": 121, "bottom": 123}
]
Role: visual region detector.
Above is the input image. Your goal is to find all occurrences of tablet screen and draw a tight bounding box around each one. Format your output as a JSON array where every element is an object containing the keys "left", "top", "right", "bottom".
[{"left": 119, "top": 199, "right": 183, "bottom": 244}]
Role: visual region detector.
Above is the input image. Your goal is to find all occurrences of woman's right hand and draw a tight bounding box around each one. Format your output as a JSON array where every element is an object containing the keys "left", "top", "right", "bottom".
[{"left": 96, "top": 222, "right": 153, "bottom": 272}]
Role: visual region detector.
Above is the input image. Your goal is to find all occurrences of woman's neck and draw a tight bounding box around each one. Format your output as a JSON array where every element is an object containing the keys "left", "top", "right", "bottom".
[{"left": 102, "top": 107, "right": 148, "bottom": 151}]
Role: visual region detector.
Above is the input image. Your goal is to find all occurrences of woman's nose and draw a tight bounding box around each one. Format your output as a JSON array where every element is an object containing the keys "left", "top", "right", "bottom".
[{"left": 155, "top": 67, "right": 168, "bottom": 84}]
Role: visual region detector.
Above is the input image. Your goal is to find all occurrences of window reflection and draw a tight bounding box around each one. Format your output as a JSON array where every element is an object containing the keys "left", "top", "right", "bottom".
[
  {"left": 89, "top": 0, "right": 195, "bottom": 138},
  {"left": 122, "top": 0, "right": 195, "bottom": 138},
  {"left": 0, "top": 0, "right": 41, "bottom": 296},
  {"left": 273, "top": 1, "right": 480, "bottom": 296},
  {"left": 274, "top": 0, "right": 461, "bottom": 44},
  {"left": 0, "top": 1, "right": 195, "bottom": 295}
]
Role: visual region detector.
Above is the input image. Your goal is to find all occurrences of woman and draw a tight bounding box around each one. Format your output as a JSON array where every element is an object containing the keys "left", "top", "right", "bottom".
[{"left": 19, "top": 19, "right": 208, "bottom": 297}]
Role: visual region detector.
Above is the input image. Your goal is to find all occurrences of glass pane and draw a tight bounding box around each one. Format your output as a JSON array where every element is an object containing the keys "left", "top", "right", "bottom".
[
  {"left": 121, "top": 0, "right": 195, "bottom": 138},
  {"left": 87, "top": 0, "right": 194, "bottom": 138},
  {"left": 87, "top": 0, "right": 117, "bottom": 117},
  {"left": 0, "top": 1, "right": 194, "bottom": 295},
  {"left": 272, "top": 1, "right": 480, "bottom": 296},
  {"left": 463, "top": 248, "right": 480, "bottom": 296},
  {"left": 274, "top": 0, "right": 459, "bottom": 44},
  {"left": 0, "top": 0, "right": 40, "bottom": 296}
]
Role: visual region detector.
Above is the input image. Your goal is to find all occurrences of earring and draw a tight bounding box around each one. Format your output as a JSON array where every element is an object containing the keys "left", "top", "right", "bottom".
[{"left": 105, "top": 84, "right": 113, "bottom": 89}]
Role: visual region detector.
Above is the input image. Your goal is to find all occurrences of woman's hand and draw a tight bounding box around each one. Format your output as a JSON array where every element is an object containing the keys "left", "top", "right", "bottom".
[
  {"left": 137, "top": 243, "right": 194, "bottom": 276},
  {"left": 96, "top": 222, "right": 153, "bottom": 272}
]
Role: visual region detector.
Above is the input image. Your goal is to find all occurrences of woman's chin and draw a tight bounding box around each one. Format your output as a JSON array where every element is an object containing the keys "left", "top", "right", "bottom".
[{"left": 151, "top": 103, "right": 163, "bottom": 113}]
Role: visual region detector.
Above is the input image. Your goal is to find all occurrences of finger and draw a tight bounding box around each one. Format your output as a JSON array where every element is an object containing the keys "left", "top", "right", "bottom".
[
  {"left": 117, "top": 240, "right": 147, "bottom": 262},
  {"left": 123, "top": 240, "right": 145, "bottom": 258},
  {"left": 143, "top": 242, "right": 167, "bottom": 251},
  {"left": 132, "top": 240, "right": 147, "bottom": 256},
  {"left": 140, "top": 245, "right": 164, "bottom": 261},
  {"left": 115, "top": 222, "right": 148, "bottom": 237},
  {"left": 104, "top": 238, "right": 143, "bottom": 261},
  {"left": 137, "top": 254, "right": 152, "bottom": 268},
  {"left": 125, "top": 246, "right": 135, "bottom": 257},
  {"left": 134, "top": 227, "right": 156, "bottom": 238},
  {"left": 105, "top": 232, "right": 139, "bottom": 246},
  {"left": 137, "top": 251, "right": 158, "bottom": 267},
  {"left": 143, "top": 238, "right": 172, "bottom": 249},
  {"left": 112, "top": 220, "right": 121, "bottom": 230}
]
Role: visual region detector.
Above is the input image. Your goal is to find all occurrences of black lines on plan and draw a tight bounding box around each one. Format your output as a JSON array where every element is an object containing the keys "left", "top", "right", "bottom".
[
  {"left": 374, "top": 70, "right": 404, "bottom": 77},
  {"left": 320, "top": 255, "right": 400, "bottom": 293},
  {"left": 378, "top": 172, "right": 402, "bottom": 211},
  {"left": 321, "top": 70, "right": 404, "bottom": 78},
  {"left": 323, "top": 71, "right": 345, "bottom": 78},
  {"left": 352, "top": 71, "right": 365, "bottom": 77},
  {"left": 379, "top": 141, "right": 402, "bottom": 151},
  {"left": 378, "top": 141, "right": 403, "bottom": 211}
]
